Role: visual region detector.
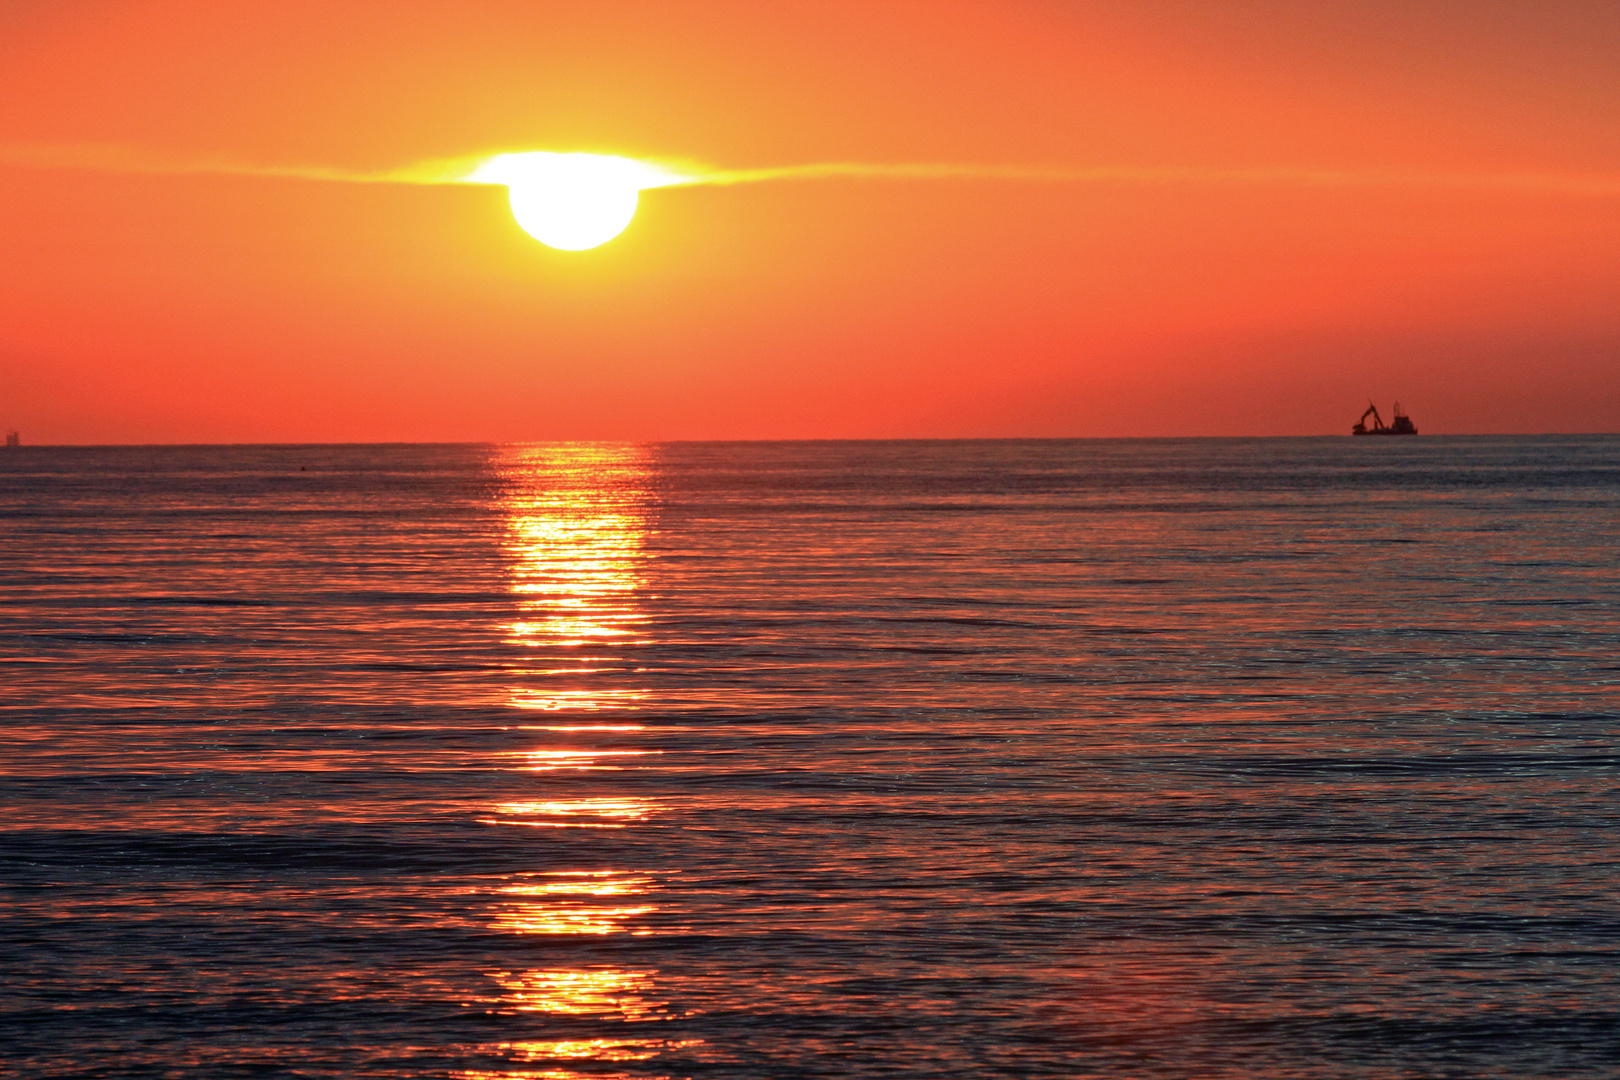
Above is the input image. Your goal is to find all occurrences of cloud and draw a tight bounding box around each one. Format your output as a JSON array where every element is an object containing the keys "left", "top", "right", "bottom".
[
  {"left": 0, "top": 142, "right": 483, "bottom": 185},
  {"left": 677, "top": 161, "right": 1620, "bottom": 197},
  {"left": 7, "top": 142, "right": 1620, "bottom": 198}
]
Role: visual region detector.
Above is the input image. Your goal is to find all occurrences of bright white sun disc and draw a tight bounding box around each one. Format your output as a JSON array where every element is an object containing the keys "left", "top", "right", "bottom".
[
  {"left": 467, "top": 152, "right": 688, "bottom": 251},
  {"left": 508, "top": 179, "right": 638, "bottom": 251}
]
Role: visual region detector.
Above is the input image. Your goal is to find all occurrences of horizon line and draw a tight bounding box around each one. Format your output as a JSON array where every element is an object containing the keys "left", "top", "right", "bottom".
[{"left": 7, "top": 432, "right": 1619, "bottom": 448}]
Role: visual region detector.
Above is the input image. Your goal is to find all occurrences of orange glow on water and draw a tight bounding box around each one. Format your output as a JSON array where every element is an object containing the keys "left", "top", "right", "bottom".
[
  {"left": 494, "top": 800, "right": 651, "bottom": 822},
  {"left": 495, "top": 443, "right": 654, "bottom": 716},
  {"left": 497, "top": 1037, "right": 700, "bottom": 1060},
  {"left": 507, "top": 689, "right": 649, "bottom": 712},
  {"left": 491, "top": 903, "right": 658, "bottom": 936},
  {"left": 474, "top": 442, "right": 672, "bottom": 1074},
  {"left": 504, "top": 878, "right": 653, "bottom": 896},
  {"left": 460, "top": 971, "right": 693, "bottom": 1080},
  {"left": 489, "top": 868, "right": 657, "bottom": 936},
  {"left": 457, "top": 1034, "right": 701, "bottom": 1080},
  {"left": 511, "top": 748, "right": 658, "bottom": 772},
  {"left": 482, "top": 966, "right": 667, "bottom": 1018},
  {"left": 521, "top": 725, "right": 647, "bottom": 732},
  {"left": 498, "top": 443, "right": 652, "bottom": 650}
]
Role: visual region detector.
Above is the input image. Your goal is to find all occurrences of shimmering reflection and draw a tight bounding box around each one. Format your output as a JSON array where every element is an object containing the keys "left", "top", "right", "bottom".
[
  {"left": 483, "top": 800, "right": 653, "bottom": 828},
  {"left": 498, "top": 442, "right": 653, "bottom": 679},
  {"left": 479, "top": 445, "right": 674, "bottom": 1079},
  {"left": 491, "top": 871, "right": 657, "bottom": 937},
  {"left": 516, "top": 748, "right": 659, "bottom": 771},
  {"left": 502, "top": 1037, "right": 696, "bottom": 1059},
  {"left": 498, "top": 443, "right": 652, "bottom": 710},
  {"left": 483, "top": 969, "right": 668, "bottom": 1019},
  {"left": 463, "top": 969, "right": 690, "bottom": 1078},
  {"left": 458, "top": 1037, "right": 704, "bottom": 1079},
  {"left": 509, "top": 687, "right": 648, "bottom": 712}
]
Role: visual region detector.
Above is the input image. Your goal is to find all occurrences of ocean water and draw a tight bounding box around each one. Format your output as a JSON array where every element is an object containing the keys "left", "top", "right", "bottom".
[{"left": 2, "top": 436, "right": 1618, "bottom": 1079}]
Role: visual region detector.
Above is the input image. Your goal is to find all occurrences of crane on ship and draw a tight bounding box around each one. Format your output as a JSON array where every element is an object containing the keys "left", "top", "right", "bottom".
[{"left": 1351, "top": 402, "right": 1417, "bottom": 436}]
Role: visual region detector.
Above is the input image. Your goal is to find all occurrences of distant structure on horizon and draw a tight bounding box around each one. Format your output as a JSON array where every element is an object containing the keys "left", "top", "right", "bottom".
[
  {"left": 3, "top": 431, "right": 18, "bottom": 448},
  {"left": 1352, "top": 403, "right": 1417, "bottom": 436}
]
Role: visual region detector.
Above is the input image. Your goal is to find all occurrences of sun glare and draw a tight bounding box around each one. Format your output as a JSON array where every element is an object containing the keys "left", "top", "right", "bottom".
[{"left": 466, "top": 152, "right": 689, "bottom": 250}]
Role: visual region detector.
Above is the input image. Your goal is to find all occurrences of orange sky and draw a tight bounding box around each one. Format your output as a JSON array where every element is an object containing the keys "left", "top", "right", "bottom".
[{"left": 3, "top": 0, "right": 1619, "bottom": 442}]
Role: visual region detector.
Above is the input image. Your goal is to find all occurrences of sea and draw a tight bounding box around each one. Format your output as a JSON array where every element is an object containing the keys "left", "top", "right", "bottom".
[{"left": 2, "top": 436, "right": 1618, "bottom": 1079}]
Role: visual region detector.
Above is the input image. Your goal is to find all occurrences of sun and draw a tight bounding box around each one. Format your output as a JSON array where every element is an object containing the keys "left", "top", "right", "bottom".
[{"left": 465, "top": 152, "right": 690, "bottom": 250}]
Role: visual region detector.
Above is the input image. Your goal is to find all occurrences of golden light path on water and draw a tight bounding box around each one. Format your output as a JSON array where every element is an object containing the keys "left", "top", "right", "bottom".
[{"left": 462, "top": 444, "right": 691, "bottom": 1080}]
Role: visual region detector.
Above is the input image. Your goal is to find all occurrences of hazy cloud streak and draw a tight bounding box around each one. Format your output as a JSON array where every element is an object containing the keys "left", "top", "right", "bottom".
[{"left": 9, "top": 143, "right": 1620, "bottom": 198}]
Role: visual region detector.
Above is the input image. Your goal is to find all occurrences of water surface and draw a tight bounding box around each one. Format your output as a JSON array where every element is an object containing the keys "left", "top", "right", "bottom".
[{"left": 3, "top": 437, "right": 1618, "bottom": 1078}]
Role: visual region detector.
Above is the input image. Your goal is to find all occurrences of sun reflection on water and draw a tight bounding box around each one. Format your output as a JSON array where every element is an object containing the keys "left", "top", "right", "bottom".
[
  {"left": 493, "top": 800, "right": 651, "bottom": 822},
  {"left": 490, "top": 868, "right": 658, "bottom": 937},
  {"left": 484, "top": 967, "right": 668, "bottom": 1019},
  {"left": 458, "top": 1036, "right": 705, "bottom": 1080},
  {"left": 499, "top": 443, "right": 653, "bottom": 657},
  {"left": 514, "top": 748, "right": 659, "bottom": 771},
  {"left": 481, "top": 799, "right": 653, "bottom": 831},
  {"left": 508, "top": 687, "right": 649, "bottom": 712},
  {"left": 473, "top": 445, "right": 686, "bottom": 1079}
]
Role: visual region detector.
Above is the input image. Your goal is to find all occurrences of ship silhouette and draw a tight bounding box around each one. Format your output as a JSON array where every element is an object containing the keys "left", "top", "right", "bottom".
[
  {"left": 1351, "top": 403, "right": 1417, "bottom": 436},
  {"left": 3, "top": 431, "right": 18, "bottom": 448}
]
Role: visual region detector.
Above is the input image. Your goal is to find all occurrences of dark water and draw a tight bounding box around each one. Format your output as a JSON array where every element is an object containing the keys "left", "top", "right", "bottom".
[{"left": 3, "top": 437, "right": 1618, "bottom": 1079}]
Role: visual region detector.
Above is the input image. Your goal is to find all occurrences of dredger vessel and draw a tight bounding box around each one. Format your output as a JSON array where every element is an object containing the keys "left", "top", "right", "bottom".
[{"left": 1351, "top": 403, "right": 1417, "bottom": 436}]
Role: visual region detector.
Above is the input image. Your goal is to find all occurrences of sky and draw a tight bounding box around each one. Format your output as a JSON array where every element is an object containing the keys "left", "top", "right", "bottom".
[{"left": 2, "top": 0, "right": 1619, "bottom": 442}]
